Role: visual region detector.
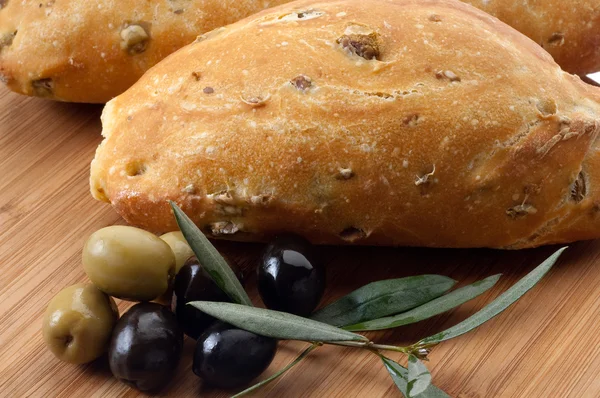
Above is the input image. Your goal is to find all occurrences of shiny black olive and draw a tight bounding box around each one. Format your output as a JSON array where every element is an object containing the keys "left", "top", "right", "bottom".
[
  {"left": 193, "top": 322, "right": 277, "bottom": 389},
  {"left": 257, "top": 234, "right": 325, "bottom": 316},
  {"left": 108, "top": 302, "right": 183, "bottom": 392},
  {"left": 172, "top": 256, "right": 243, "bottom": 339}
]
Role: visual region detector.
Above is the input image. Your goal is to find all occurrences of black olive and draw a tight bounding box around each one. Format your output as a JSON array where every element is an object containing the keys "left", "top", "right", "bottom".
[
  {"left": 193, "top": 322, "right": 277, "bottom": 388},
  {"left": 172, "top": 256, "right": 243, "bottom": 339},
  {"left": 108, "top": 302, "right": 183, "bottom": 392},
  {"left": 257, "top": 234, "right": 325, "bottom": 316}
]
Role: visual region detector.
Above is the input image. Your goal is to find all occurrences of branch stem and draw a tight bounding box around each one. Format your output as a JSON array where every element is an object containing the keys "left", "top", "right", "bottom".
[{"left": 322, "top": 340, "right": 409, "bottom": 354}]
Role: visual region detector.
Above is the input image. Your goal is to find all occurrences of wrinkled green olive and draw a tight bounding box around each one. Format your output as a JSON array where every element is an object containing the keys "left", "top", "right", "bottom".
[
  {"left": 42, "top": 284, "right": 119, "bottom": 364},
  {"left": 159, "top": 231, "right": 194, "bottom": 274},
  {"left": 83, "top": 226, "right": 176, "bottom": 301}
]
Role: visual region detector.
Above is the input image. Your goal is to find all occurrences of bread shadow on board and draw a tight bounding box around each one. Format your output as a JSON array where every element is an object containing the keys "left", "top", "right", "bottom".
[
  {"left": 0, "top": 87, "right": 103, "bottom": 137},
  {"left": 214, "top": 238, "right": 595, "bottom": 346},
  {"left": 46, "top": 99, "right": 104, "bottom": 116},
  {"left": 43, "top": 99, "right": 104, "bottom": 136}
]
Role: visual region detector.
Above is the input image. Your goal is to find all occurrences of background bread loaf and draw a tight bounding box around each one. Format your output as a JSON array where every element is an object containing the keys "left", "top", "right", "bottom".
[
  {"left": 0, "top": 0, "right": 598, "bottom": 104},
  {"left": 0, "top": 0, "right": 288, "bottom": 103},
  {"left": 462, "top": 0, "right": 600, "bottom": 76},
  {"left": 90, "top": 0, "right": 600, "bottom": 249}
]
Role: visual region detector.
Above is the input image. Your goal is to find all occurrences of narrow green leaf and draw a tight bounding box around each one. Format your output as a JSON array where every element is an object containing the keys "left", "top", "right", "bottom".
[
  {"left": 170, "top": 202, "right": 252, "bottom": 306},
  {"left": 310, "top": 275, "right": 456, "bottom": 327},
  {"left": 382, "top": 357, "right": 449, "bottom": 398},
  {"left": 419, "top": 247, "right": 567, "bottom": 345},
  {"left": 232, "top": 344, "right": 319, "bottom": 397},
  {"left": 343, "top": 274, "right": 501, "bottom": 332},
  {"left": 407, "top": 355, "right": 431, "bottom": 397},
  {"left": 382, "top": 357, "right": 409, "bottom": 396},
  {"left": 189, "top": 301, "right": 368, "bottom": 342}
]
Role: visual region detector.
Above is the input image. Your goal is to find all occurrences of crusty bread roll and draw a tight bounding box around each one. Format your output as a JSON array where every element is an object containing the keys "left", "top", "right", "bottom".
[
  {"left": 1, "top": 0, "right": 599, "bottom": 104},
  {"left": 0, "top": 0, "right": 288, "bottom": 103},
  {"left": 462, "top": 0, "right": 600, "bottom": 76},
  {"left": 91, "top": 0, "right": 600, "bottom": 249}
]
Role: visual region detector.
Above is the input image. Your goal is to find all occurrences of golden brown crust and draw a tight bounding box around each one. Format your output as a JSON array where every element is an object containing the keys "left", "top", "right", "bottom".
[
  {"left": 0, "top": 0, "right": 289, "bottom": 103},
  {"left": 463, "top": 0, "right": 600, "bottom": 75},
  {"left": 91, "top": 0, "right": 600, "bottom": 248},
  {"left": 1, "top": 0, "right": 598, "bottom": 104}
]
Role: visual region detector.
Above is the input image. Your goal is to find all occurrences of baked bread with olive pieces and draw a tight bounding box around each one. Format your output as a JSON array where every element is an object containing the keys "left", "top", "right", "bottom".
[
  {"left": 91, "top": 0, "right": 600, "bottom": 249},
  {"left": 461, "top": 0, "right": 600, "bottom": 76},
  {"left": 0, "top": 0, "right": 289, "bottom": 103},
  {"left": 1, "top": 0, "right": 599, "bottom": 104}
]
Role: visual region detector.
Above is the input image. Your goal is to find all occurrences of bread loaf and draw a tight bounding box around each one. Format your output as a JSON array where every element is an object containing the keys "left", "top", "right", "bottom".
[
  {"left": 1, "top": 0, "right": 598, "bottom": 104},
  {"left": 0, "top": 0, "right": 288, "bottom": 103},
  {"left": 91, "top": 0, "right": 600, "bottom": 249},
  {"left": 462, "top": 0, "right": 600, "bottom": 76}
]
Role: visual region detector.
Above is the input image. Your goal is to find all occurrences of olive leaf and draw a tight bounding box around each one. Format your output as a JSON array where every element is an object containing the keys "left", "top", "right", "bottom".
[
  {"left": 407, "top": 355, "right": 431, "bottom": 397},
  {"left": 382, "top": 357, "right": 449, "bottom": 398},
  {"left": 232, "top": 344, "right": 319, "bottom": 397},
  {"left": 419, "top": 247, "right": 567, "bottom": 345},
  {"left": 189, "top": 301, "right": 368, "bottom": 342},
  {"left": 343, "top": 274, "right": 501, "bottom": 332},
  {"left": 310, "top": 275, "right": 456, "bottom": 327},
  {"left": 170, "top": 202, "right": 252, "bottom": 306}
]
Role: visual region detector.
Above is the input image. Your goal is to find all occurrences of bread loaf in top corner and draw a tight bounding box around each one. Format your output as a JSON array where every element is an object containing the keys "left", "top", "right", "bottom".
[
  {"left": 462, "top": 0, "right": 600, "bottom": 76},
  {"left": 91, "top": 0, "right": 600, "bottom": 249},
  {"left": 1, "top": 0, "right": 597, "bottom": 103},
  {"left": 0, "top": 0, "right": 289, "bottom": 103}
]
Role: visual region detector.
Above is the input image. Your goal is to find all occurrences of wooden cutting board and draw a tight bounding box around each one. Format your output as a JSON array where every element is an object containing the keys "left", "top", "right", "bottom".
[{"left": 1, "top": 85, "right": 599, "bottom": 398}]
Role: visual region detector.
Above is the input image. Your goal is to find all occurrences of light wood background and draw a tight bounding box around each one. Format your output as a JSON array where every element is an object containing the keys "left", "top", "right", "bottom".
[{"left": 0, "top": 85, "right": 599, "bottom": 398}]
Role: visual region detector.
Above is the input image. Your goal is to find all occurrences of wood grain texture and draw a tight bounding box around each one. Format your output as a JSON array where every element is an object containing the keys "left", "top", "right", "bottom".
[{"left": 0, "top": 85, "right": 599, "bottom": 398}]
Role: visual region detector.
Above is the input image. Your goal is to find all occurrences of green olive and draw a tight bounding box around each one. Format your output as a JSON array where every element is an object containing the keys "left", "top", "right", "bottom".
[
  {"left": 42, "top": 284, "right": 119, "bottom": 364},
  {"left": 159, "top": 231, "right": 194, "bottom": 274},
  {"left": 83, "top": 226, "right": 176, "bottom": 301},
  {"left": 156, "top": 231, "right": 194, "bottom": 304}
]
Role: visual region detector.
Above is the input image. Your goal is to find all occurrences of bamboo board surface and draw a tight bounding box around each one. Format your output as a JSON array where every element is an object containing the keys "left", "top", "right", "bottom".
[{"left": 0, "top": 85, "right": 599, "bottom": 398}]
